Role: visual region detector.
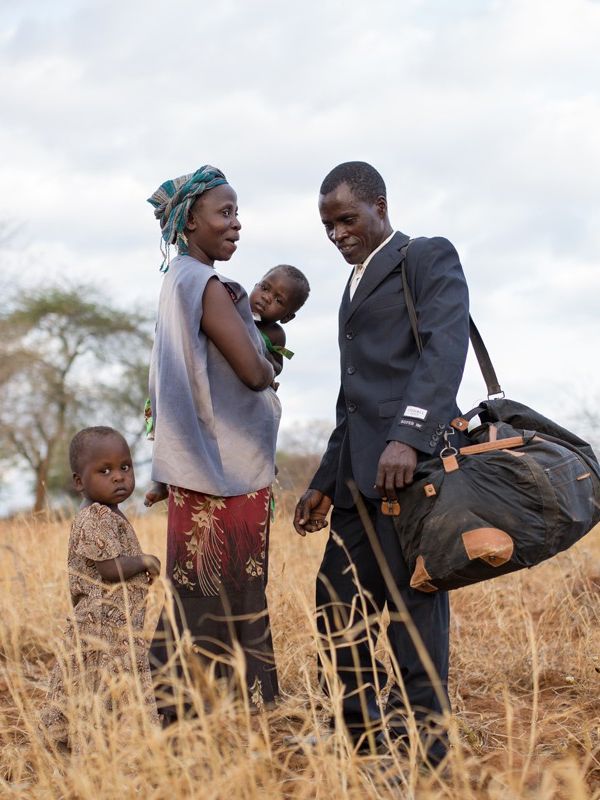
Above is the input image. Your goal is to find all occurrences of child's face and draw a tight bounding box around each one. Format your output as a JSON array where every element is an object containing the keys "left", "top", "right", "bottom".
[
  {"left": 73, "top": 435, "right": 135, "bottom": 506},
  {"left": 250, "top": 271, "right": 299, "bottom": 324}
]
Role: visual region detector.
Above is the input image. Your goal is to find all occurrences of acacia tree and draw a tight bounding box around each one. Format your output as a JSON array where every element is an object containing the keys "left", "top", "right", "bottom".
[{"left": 0, "top": 284, "right": 153, "bottom": 512}]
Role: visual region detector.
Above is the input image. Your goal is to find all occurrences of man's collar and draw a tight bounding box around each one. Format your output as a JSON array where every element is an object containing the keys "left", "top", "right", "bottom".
[{"left": 355, "top": 230, "right": 397, "bottom": 269}]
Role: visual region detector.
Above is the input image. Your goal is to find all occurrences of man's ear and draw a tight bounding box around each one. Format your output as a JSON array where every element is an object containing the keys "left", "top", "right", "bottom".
[
  {"left": 280, "top": 312, "right": 296, "bottom": 324},
  {"left": 72, "top": 473, "right": 83, "bottom": 493},
  {"left": 375, "top": 195, "right": 388, "bottom": 218}
]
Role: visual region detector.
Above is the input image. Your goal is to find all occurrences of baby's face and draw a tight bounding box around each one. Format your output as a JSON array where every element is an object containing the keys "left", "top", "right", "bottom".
[{"left": 250, "top": 270, "right": 299, "bottom": 324}]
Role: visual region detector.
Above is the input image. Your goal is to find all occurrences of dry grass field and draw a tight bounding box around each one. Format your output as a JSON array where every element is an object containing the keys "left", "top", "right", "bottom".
[{"left": 1, "top": 497, "right": 600, "bottom": 799}]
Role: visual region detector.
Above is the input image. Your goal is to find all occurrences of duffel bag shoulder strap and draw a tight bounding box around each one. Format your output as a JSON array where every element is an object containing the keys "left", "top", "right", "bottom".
[
  {"left": 399, "top": 243, "right": 422, "bottom": 355},
  {"left": 400, "top": 244, "right": 503, "bottom": 398},
  {"left": 468, "top": 318, "right": 503, "bottom": 397}
]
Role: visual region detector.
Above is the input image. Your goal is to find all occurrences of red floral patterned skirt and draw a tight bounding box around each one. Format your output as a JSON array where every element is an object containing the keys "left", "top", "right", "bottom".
[{"left": 150, "top": 486, "right": 278, "bottom": 715}]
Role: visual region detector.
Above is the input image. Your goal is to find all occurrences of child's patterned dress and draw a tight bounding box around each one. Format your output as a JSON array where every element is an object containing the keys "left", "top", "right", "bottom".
[{"left": 41, "top": 503, "right": 158, "bottom": 745}]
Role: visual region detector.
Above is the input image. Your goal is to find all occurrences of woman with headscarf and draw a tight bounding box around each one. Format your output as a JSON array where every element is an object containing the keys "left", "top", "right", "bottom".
[{"left": 146, "top": 166, "right": 281, "bottom": 719}]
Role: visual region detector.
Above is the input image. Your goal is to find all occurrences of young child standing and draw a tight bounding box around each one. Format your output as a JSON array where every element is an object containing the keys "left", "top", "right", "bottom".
[
  {"left": 42, "top": 426, "right": 161, "bottom": 749},
  {"left": 145, "top": 263, "right": 310, "bottom": 507}
]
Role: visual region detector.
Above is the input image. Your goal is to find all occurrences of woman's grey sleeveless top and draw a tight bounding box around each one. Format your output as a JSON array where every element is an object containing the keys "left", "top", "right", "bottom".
[{"left": 149, "top": 255, "right": 281, "bottom": 496}]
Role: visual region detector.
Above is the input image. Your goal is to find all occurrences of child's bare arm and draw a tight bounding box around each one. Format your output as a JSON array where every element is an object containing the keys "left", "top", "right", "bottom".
[
  {"left": 266, "top": 323, "right": 286, "bottom": 349},
  {"left": 95, "top": 554, "right": 161, "bottom": 582},
  {"left": 260, "top": 322, "right": 285, "bottom": 376}
]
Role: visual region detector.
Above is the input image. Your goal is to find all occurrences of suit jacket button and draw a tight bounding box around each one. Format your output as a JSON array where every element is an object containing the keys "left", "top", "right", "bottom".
[
  {"left": 429, "top": 439, "right": 437, "bottom": 447},
  {"left": 346, "top": 331, "right": 354, "bottom": 340},
  {"left": 347, "top": 366, "right": 356, "bottom": 375},
  {"left": 348, "top": 402, "right": 357, "bottom": 413}
]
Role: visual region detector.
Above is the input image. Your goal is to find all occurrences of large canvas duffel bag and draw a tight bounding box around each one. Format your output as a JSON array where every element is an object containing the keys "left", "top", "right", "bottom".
[{"left": 393, "top": 264, "right": 600, "bottom": 592}]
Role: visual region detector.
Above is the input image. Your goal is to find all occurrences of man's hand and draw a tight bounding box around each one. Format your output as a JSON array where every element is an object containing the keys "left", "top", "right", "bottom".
[
  {"left": 293, "top": 489, "right": 332, "bottom": 536},
  {"left": 375, "top": 441, "right": 418, "bottom": 501}
]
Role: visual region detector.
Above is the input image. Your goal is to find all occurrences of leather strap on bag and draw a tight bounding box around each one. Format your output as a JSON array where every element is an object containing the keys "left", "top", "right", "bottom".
[
  {"left": 400, "top": 245, "right": 422, "bottom": 357},
  {"left": 400, "top": 245, "right": 503, "bottom": 398}
]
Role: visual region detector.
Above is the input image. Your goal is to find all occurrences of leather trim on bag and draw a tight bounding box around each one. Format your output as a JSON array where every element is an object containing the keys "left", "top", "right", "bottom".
[
  {"left": 410, "top": 555, "right": 438, "bottom": 592},
  {"left": 462, "top": 528, "right": 514, "bottom": 566},
  {"left": 459, "top": 436, "right": 525, "bottom": 456},
  {"left": 442, "top": 454, "right": 460, "bottom": 473},
  {"left": 450, "top": 417, "right": 468, "bottom": 431}
]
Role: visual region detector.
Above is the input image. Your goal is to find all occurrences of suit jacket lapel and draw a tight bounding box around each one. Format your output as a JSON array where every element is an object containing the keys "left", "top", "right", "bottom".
[
  {"left": 338, "top": 273, "right": 352, "bottom": 325},
  {"left": 344, "top": 231, "right": 410, "bottom": 323}
]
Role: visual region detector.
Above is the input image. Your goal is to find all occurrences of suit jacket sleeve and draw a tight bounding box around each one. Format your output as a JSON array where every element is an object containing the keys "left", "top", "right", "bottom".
[
  {"left": 388, "top": 236, "right": 470, "bottom": 454},
  {"left": 309, "top": 383, "right": 347, "bottom": 498}
]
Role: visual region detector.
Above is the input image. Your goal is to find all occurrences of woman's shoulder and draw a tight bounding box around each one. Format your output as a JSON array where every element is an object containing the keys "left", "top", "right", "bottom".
[
  {"left": 214, "top": 269, "right": 244, "bottom": 296},
  {"left": 164, "top": 255, "right": 220, "bottom": 298},
  {"left": 172, "top": 255, "right": 216, "bottom": 279}
]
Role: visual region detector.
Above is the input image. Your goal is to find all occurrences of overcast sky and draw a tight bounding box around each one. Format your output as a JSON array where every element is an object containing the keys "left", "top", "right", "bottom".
[{"left": 1, "top": 0, "right": 599, "bottom": 510}]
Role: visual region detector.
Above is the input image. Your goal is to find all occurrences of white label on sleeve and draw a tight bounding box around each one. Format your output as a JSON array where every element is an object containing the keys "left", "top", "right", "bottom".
[{"left": 404, "top": 405, "right": 428, "bottom": 420}]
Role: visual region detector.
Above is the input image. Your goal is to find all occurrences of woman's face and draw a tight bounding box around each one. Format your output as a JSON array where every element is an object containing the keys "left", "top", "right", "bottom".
[{"left": 185, "top": 184, "right": 241, "bottom": 265}]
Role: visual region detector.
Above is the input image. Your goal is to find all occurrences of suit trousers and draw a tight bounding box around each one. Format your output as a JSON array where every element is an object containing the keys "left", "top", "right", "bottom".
[{"left": 316, "top": 494, "right": 450, "bottom": 760}]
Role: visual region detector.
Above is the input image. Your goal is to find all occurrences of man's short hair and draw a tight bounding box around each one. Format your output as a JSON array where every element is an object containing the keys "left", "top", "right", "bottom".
[
  {"left": 265, "top": 264, "right": 311, "bottom": 310},
  {"left": 69, "top": 426, "right": 125, "bottom": 473},
  {"left": 320, "top": 161, "right": 387, "bottom": 203}
]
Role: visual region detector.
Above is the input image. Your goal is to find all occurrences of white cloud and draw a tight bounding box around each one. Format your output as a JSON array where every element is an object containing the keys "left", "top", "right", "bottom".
[{"left": 1, "top": 0, "right": 599, "bottom": 511}]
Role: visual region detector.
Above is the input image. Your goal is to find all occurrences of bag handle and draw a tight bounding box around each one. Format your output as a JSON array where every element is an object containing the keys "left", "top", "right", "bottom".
[{"left": 400, "top": 250, "right": 503, "bottom": 398}]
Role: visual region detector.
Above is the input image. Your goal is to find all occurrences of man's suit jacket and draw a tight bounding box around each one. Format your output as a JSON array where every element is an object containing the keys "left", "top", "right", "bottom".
[{"left": 310, "top": 231, "right": 470, "bottom": 508}]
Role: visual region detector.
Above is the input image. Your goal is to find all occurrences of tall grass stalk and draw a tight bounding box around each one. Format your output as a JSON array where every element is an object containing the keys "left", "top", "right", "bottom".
[{"left": 0, "top": 508, "right": 599, "bottom": 798}]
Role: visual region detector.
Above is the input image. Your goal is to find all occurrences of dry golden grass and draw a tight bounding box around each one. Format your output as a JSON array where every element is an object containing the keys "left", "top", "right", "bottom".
[{"left": 2, "top": 500, "right": 600, "bottom": 799}]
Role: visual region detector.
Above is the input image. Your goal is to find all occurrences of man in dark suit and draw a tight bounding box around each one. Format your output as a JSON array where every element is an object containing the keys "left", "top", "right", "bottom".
[{"left": 293, "top": 161, "right": 470, "bottom": 764}]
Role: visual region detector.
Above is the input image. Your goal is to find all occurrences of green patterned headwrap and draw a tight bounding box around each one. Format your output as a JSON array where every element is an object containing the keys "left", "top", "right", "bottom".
[{"left": 147, "top": 165, "right": 228, "bottom": 271}]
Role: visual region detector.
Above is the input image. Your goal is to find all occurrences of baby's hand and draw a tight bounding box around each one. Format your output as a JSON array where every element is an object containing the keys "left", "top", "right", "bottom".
[
  {"left": 142, "top": 554, "right": 161, "bottom": 583},
  {"left": 144, "top": 481, "right": 169, "bottom": 507}
]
